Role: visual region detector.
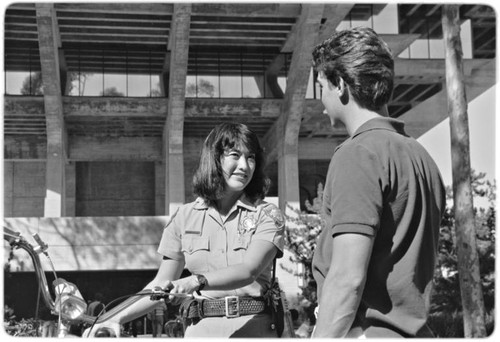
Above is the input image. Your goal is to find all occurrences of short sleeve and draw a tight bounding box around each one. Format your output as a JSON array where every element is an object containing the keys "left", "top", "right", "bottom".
[
  {"left": 327, "top": 143, "right": 384, "bottom": 236},
  {"left": 157, "top": 209, "right": 184, "bottom": 261},
  {"left": 252, "top": 203, "right": 285, "bottom": 258}
]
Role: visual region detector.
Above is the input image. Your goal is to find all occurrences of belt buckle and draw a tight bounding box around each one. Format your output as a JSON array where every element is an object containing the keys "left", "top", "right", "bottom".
[{"left": 224, "top": 296, "right": 240, "bottom": 318}]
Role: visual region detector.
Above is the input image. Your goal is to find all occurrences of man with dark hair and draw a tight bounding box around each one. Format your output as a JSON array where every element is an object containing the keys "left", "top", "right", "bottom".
[{"left": 310, "top": 27, "right": 446, "bottom": 338}]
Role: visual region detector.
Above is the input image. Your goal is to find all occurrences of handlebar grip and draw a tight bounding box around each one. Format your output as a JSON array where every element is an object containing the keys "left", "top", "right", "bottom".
[
  {"left": 3, "top": 226, "right": 21, "bottom": 244},
  {"left": 32, "top": 233, "right": 48, "bottom": 253}
]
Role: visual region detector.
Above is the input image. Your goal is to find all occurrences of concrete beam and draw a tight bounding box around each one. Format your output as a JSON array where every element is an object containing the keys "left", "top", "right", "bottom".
[
  {"left": 395, "top": 58, "right": 486, "bottom": 82},
  {"left": 264, "top": 54, "right": 285, "bottom": 98},
  {"left": 185, "top": 98, "right": 281, "bottom": 117},
  {"left": 381, "top": 34, "right": 420, "bottom": 56},
  {"left": 191, "top": 3, "right": 300, "bottom": 17},
  {"left": 54, "top": 3, "right": 174, "bottom": 15},
  {"left": 399, "top": 59, "right": 495, "bottom": 138},
  {"left": 63, "top": 97, "right": 168, "bottom": 117},
  {"left": 70, "top": 136, "right": 162, "bottom": 161},
  {"left": 54, "top": 2, "right": 300, "bottom": 17},
  {"left": 316, "top": 4, "right": 354, "bottom": 44},
  {"left": 36, "top": 3, "right": 67, "bottom": 217},
  {"left": 165, "top": 3, "right": 191, "bottom": 215}
]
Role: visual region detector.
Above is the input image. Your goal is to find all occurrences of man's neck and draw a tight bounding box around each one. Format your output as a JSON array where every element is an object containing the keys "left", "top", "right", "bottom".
[{"left": 344, "top": 105, "right": 388, "bottom": 136}]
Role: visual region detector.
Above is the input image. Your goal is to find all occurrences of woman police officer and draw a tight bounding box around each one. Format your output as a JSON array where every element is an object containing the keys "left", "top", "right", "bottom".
[{"left": 84, "top": 123, "right": 284, "bottom": 338}]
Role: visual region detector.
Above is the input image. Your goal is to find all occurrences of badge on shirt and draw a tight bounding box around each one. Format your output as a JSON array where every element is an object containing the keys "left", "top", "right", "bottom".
[
  {"left": 240, "top": 216, "right": 257, "bottom": 233},
  {"left": 264, "top": 205, "right": 285, "bottom": 228}
]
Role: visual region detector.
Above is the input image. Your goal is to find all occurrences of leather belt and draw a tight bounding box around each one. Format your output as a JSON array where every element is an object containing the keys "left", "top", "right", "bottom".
[{"left": 181, "top": 296, "right": 268, "bottom": 319}]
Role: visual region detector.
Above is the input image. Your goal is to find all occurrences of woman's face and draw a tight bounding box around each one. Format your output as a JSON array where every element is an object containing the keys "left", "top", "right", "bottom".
[{"left": 220, "top": 145, "right": 256, "bottom": 195}]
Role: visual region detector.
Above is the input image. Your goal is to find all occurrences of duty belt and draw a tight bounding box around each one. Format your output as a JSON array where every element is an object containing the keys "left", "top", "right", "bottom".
[{"left": 180, "top": 296, "right": 268, "bottom": 319}]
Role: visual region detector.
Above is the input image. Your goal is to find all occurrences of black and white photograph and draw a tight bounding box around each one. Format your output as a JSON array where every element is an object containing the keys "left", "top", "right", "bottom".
[{"left": 2, "top": 1, "right": 496, "bottom": 338}]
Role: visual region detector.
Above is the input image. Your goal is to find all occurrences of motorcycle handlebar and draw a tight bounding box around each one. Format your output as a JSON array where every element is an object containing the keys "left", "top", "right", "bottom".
[
  {"left": 4, "top": 227, "right": 186, "bottom": 337},
  {"left": 4, "top": 227, "right": 56, "bottom": 312}
]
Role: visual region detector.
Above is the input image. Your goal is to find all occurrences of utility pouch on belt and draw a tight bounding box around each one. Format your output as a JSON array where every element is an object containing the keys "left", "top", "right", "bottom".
[
  {"left": 265, "top": 259, "right": 295, "bottom": 337},
  {"left": 179, "top": 298, "right": 201, "bottom": 330}
]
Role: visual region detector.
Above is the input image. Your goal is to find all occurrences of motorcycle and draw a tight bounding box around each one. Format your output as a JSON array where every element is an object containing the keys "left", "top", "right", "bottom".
[{"left": 3, "top": 226, "right": 181, "bottom": 338}]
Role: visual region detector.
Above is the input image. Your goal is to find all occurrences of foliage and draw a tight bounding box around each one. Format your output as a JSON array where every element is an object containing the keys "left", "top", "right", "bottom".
[
  {"left": 429, "top": 171, "right": 495, "bottom": 337},
  {"left": 3, "top": 305, "right": 41, "bottom": 337},
  {"left": 20, "top": 72, "right": 44, "bottom": 95},
  {"left": 186, "top": 78, "right": 216, "bottom": 97},
  {"left": 284, "top": 171, "right": 496, "bottom": 337},
  {"left": 100, "top": 86, "right": 124, "bottom": 97},
  {"left": 20, "top": 71, "right": 92, "bottom": 96},
  {"left": 282, "top": 183, "right": 326, "bottom": 330}
]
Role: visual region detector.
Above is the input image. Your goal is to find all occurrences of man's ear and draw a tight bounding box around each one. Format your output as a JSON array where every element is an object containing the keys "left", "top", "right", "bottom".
[
  {"left": 337, "top": 77, "right": 346, "bottom": 95},
  {"left": 337, "top": 77, "right": 349, "bottom": 105}
]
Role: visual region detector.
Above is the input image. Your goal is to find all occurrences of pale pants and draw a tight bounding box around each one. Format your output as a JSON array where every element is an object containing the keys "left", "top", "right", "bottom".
[
  {"left": 313, "top": 305, "right": 367, "bottom": 339},
  {"left": 184, "top": 313, "right": 277, "bottom": 338}
]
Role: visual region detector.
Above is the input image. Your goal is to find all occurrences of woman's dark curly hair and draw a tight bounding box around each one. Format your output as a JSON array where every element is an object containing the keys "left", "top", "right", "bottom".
[
  {"left": 312, "top": 27, "right": 394, "bottom": 111},
  {"left": 192, "top": 122, "right": 270, "bottom": 205}
]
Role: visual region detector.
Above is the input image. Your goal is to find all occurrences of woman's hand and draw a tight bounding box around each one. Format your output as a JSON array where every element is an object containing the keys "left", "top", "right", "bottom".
[{"left": 167, "top": 276, "right": 199, "bottom": 304}]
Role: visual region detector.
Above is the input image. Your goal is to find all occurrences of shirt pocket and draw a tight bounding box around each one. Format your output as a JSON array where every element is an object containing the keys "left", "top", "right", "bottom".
[
  {"left": 229, "top": 234, "right": 252, "bottom": 266},
  {"left": 181, "top": 236, "right": 210, "bottom": 272}
]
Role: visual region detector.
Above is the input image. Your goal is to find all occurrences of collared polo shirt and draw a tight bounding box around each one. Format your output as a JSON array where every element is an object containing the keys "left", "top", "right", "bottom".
[
  {"left": 158, "top": 195, "right": 284, "bottom": 298},
  {"left": 312, "top": 117, "right": 446, "bottom": 337}
]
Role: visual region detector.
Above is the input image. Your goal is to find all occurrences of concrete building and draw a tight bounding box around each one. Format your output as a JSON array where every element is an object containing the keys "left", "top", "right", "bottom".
[{"left": 2, "top": 2, "right": 496, "bottom": 318}]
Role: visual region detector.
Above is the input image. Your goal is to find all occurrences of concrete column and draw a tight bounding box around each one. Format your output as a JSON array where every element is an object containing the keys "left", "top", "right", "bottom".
[
  {"left": 36, "top": 3, "right": 67, "bottom": 217},
  {"left": 65, "top": 162, "right": 76, "bottom": 216},
  {"left": 278, "top": 147, "right": 300, "bottom": 210},
  {"left": 2, "top": 162, "right": 14, "bottom": 217},
  {"left": 266, "top": 4, "right": 324, "bottom": 212},
  {"left": 155, "top": 162, "right": 166, "bottom": 215},
  {"left": 264, "top": 54, "right": 285, "bottom": 98},
  {"left": 164, "top": 4, "right": 191, "bottom": 215}
]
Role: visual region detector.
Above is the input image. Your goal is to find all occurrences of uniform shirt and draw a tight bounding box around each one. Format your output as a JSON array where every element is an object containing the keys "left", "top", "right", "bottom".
[
  {"left": 158, "top": 194, "right": 285, "bottom": 298},
  {"left": 312, "top": 117, "right": 446, "bottom": 337}
]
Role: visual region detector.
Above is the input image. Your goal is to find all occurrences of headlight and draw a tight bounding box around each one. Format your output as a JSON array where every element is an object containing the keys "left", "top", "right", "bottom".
[{"left": 53, "top": 278, "right": 87, "bottom": 321}]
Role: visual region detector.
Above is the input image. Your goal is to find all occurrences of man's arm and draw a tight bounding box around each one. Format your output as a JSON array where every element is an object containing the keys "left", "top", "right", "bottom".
[{"left": 313, "top": 231, "right": 374, "bottom": 337}]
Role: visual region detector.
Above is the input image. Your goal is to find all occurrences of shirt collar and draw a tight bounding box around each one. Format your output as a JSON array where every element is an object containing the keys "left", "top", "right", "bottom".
[
  {"left": 192, "top": 194, "right": 258, "bottom": 212},
  {"left": 352, "top": 117, "right": 407, "bottom": 138},
  {"left": 236, "top": 194, "right": 258, "bottom": 212},
  {"left": 334, "top": 117, "right": 407, "bottom": 153}
]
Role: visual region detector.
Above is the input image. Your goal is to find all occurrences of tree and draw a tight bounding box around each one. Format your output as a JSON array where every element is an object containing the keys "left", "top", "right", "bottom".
[
  {"left": 148, "top": 82, "right": 162, "bottom": 97},
  {"left": 67, "top": 72, "right": 91, "bottom": 96},
  {"left": 442, "top": 5, "right": 486, "bottom": 337},
  {"left": 100, "top": 87, "right": 124, "bottom": 97},
  {"left": 186, "top": 78, "right": 215, "bottom": 97},
  {"left": 20, "top": 72, "right": 43, "bottom": 95},
  {"left": 20, "top": 71, "right": 93, "bottom": 96}
]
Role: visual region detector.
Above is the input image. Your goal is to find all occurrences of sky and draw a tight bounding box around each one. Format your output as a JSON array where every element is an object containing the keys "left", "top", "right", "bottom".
[{"left": 418, "top": 86, "right": 497, "bottom": 187}]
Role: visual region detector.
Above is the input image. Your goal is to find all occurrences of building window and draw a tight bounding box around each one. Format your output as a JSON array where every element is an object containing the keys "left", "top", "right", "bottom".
[{"left": 186, "top": 50, "right": 290, "bottom": 99}]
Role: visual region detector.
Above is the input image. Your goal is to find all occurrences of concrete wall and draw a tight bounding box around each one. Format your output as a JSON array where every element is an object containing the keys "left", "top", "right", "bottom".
[
  {"left": 3, "top": 161, "right": 46, "bottom": 217},
  {"left": 76, "top": 162, "right": 156, "bottom": 216}
]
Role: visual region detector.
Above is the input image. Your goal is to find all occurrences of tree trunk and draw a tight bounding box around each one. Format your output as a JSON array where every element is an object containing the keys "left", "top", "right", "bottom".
[{"left": 441, "top": 5, "right": 486, "bottom": 337}]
